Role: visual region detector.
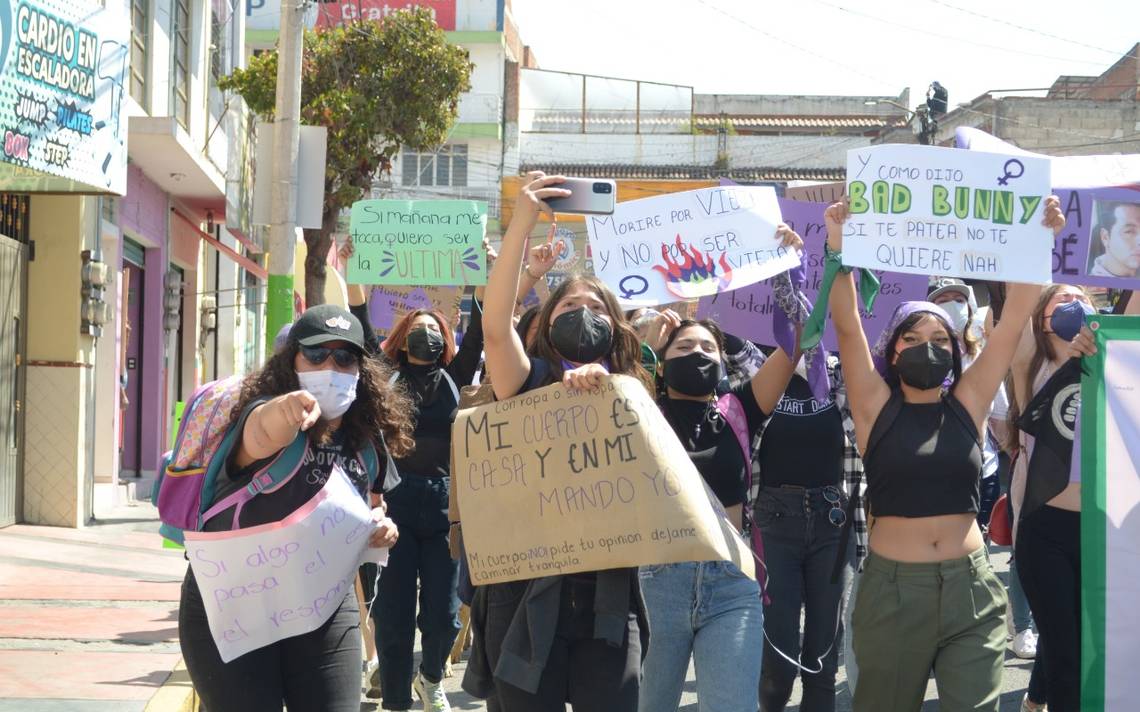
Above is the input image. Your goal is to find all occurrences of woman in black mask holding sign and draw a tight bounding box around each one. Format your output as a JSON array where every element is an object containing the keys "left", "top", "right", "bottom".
[
  {"left": 464, "top": 172, "right": 653, "bottom": 712},
  {"left": 822, "top": 197, "right": 1066, "bottom": 711}
]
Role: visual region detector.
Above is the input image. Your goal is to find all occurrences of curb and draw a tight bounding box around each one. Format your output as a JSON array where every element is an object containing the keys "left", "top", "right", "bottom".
[{"left": 144, "top": 658, "right": 198, "bottom": 712}]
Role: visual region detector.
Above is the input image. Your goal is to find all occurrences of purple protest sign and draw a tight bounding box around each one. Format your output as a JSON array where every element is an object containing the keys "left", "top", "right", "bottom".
[
  {"left": 1053, "top": 187, "right": 1140, "bottom": 289},
  {"left": 367, "top": 285, "right": 463, "bottom": 336},
  {"left": 697, "top": 199, "right": 929, "bottom": 350}
]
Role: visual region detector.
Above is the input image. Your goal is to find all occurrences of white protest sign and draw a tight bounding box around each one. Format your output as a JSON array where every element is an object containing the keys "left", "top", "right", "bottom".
[
  {"left": 843, "top": 144, "right": 1053, "bottom": 283},
  {"left": 184, "top": 468, "right": 380, "bottom": 662},
  {"left": 585, "top": 186, "right": 797, "bottom": 306}
]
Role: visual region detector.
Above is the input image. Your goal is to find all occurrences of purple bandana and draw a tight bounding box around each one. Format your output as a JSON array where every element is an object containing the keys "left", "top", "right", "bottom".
[
  {"left": 771, "top": 252, "right": 831, "bottom": 401},
  {"left": 869, "top": 301, "right": 957, "bottom": 378}
]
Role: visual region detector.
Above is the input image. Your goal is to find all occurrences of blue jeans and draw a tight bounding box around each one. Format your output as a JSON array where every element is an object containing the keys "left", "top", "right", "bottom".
[
  {"left": 755, "top": 486, "right": 851, "bottom": 712},
  {"left": 638, "top": 560, "right": 763, "bottom": 712},
  {"left": 373, "top": 475, "right": 461, "bottom": 710}
]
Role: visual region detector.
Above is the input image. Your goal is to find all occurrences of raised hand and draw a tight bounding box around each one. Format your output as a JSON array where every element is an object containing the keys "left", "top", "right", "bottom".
[
  {"left": 528, "top": 222, "right": 565, "bottom": 278},
  {"left": 1042, "top": 195, "right": 1065, "bottom": 236},
  {"left": 824, "top": 200, "right": 850, "bottom": 253}
]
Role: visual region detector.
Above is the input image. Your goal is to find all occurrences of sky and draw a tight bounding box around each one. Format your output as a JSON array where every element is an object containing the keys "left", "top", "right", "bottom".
[{"left": 510, "top": 0, "right": 1140, "bottom": 110}]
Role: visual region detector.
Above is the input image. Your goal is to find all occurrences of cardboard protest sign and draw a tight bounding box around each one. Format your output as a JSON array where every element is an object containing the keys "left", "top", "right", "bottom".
[
  {"left": 585, "top": 186, "right": 798, "bottom": 306},
  {"left": 453, "top": 375, "right": 754, "bottom": 585},
  {"left": 366, "top": 285, "right": 464, "bottom": 337},
  {"left": 696, "top": 199, "right": 928, "bottom": 350},
  {"left": 184, "top": 469, "right": 381, "bottom": 662},
  {"left": 347, "top": 200, "right": 488, "bottom": 286},
  {"left": 785, "top": 182, "right": 846, "bottom": 204},
  {"left": 843, "top": 144, "right": 1053, "bottom": 283},
  {"left": 1079, "top": 316, "right": 1140, "bottom": 712}
]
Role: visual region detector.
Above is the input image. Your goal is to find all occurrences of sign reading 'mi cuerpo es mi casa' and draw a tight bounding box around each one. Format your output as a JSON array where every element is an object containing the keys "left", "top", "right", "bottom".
[{"left": 0, "top": 0, "right": 130, "bottom": 194}]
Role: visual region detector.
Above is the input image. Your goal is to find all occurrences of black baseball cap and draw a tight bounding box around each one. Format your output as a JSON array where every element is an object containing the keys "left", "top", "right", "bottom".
[{"left": 289, "top": 304, "right": 366, "bottom": 353}]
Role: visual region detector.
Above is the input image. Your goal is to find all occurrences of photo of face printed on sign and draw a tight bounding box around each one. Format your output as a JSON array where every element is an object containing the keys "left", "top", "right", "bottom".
[{"left": 1087, "top": 199, "right": 1140, "bottom": 280}]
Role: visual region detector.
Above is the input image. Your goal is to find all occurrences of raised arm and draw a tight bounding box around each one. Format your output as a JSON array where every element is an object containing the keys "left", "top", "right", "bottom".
[
  {"left": 956, "top": 196, "right": 1065, "bottom": 427},
  {"left": 483, "top": 173, "right": 569, "bottom": 400},
  {"left": 824, "top": 201, "right": 890, "bottom": 443}
]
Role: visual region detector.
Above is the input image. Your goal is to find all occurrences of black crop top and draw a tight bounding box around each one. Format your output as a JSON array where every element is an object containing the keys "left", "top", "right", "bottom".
[{"left": 862, "top": 391, "right": 982, "bottom": 518}]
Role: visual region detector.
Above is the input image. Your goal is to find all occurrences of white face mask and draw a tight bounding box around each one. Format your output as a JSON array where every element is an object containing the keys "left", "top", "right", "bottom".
[
  {"left": 940, "top": 300, "right": 970, "bottom": 335},
  {"left": 296, "top": 369, "right": 358, "bottom": 420}
]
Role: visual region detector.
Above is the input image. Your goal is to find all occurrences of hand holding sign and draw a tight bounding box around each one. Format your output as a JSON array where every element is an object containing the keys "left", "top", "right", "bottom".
[{"left": 368, "top": 514, "right": 399, "bottom": 549}]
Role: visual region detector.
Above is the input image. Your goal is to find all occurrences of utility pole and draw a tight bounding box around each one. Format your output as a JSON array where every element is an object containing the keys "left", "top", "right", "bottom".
[{"left": 265, "top": 0, "right": 305, "bottom": 357}]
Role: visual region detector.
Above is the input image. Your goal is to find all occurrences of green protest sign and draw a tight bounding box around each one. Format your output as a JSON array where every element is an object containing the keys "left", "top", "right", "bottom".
[{"left": 347, "top": 200, "right": 488, "bottom": 286}]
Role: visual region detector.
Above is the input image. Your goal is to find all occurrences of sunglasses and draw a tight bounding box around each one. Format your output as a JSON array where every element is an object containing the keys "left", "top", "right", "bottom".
[
  {"left": 822, "top": 486, "right": 847, "bottom": 528},
  {"left": 300, "top": 345, "right": 360, "bottom": 368}
]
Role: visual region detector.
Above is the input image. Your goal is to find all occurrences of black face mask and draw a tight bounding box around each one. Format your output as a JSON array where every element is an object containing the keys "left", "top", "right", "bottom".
[
  {"left": 894, "top": 342, "right": 953, "bottom": 390},
  {"left": 406, "top": 327, "right": 445, "bottom": 363},
  {"left": 663, "top": 352, "right": 721, "bottom": 397},
  {"left": 549, "top": 307, "right": 613, "bottom": 364}
]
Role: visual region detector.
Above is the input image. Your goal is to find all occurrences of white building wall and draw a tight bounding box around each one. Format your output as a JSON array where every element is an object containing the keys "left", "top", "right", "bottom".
[{"left": 519, "top": 133, "right": 871, "bottom": 170}]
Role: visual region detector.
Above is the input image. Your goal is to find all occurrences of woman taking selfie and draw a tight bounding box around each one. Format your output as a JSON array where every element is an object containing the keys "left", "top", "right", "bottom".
[{"left": 463, "top": 172, "right": 652, "bottom": 712}]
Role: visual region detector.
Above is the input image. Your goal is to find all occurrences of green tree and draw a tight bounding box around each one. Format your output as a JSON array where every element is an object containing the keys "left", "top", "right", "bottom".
[{"left": 221, "top": 9, "right": 472, "bottom": 304}]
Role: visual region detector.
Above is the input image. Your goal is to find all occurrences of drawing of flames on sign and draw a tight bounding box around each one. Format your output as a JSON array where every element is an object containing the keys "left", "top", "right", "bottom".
[{"left": 651, "top": 235, "right": 734, "bottom": 298}]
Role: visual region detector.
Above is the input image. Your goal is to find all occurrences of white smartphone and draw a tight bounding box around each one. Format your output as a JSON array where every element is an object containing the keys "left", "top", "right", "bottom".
[{"left": 543, "top": 177, "right": 616, "bottom": 215}]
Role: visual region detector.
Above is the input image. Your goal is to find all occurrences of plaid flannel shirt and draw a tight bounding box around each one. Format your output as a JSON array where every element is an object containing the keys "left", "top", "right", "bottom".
[{"left": 724, "top": 342, "right": 868, "bottom": 569}]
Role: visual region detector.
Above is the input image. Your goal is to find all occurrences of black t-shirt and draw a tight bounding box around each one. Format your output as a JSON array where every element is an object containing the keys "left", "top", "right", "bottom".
[
  {"left": 351, "top": 299, "right": 484, "bottom": 482},
  {"left": 658, "top": 383, "right": 767, "bottom": 508},
  {"left": 201, "top": 401, "right": 395, "bottom": 532},
  {"left": 757, "top": 374, "right": 844, "bottom": 488},
  {"left": 390, "top": 363, "right": 459, "bottom": 479}
]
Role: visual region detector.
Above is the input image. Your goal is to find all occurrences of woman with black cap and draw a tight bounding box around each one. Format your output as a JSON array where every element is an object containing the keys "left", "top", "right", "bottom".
[{"left": 178, "top": 304, "right": 410, "bottom": 712}]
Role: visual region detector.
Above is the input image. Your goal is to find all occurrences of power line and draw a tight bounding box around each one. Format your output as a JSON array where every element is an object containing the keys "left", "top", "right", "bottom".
[
  {"left": 693, "top": 0, "right": 892, "bottom": 87},
  {"left": 926, "top": 0, "right": 1139, "bottom": 61},
  {"left": 803, "top": 0, "right": 1107, "bottom": 66}
]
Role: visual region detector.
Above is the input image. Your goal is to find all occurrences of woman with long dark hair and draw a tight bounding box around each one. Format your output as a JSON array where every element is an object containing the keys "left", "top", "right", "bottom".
[
  {"left": 178, "top": 304, "right": 410, "bottom": 712},
  {"left": 1006, "top": 283, "right": 1096, "bottom": 712},
  {"left": 463, "top": 172, "right": 652, "bottom": 712},
  {"left": 822, "top": 197, "right": 1066, "bottom": 711}
]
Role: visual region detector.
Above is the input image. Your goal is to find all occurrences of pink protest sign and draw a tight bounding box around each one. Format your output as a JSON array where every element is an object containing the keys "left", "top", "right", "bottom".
[{"left": 696, "top": 199, "right": 929, "bottom": 350}]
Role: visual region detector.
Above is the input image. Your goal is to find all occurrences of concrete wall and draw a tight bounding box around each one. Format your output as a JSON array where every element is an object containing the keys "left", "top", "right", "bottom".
[
  {"left": 695, "top": 90, "right": 910, "bottom": 117},
  {"left": 879, "top": 95, "right": 1140, "bottom": 157}
]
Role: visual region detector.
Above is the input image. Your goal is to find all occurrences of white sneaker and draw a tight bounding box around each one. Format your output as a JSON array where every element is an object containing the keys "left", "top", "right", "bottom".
[
  {"left": 413, "top": 671, "right": 452, "bottom": 712},
  {"left": 1012, "top": 629, "right": 1038, "bottom": 659}
]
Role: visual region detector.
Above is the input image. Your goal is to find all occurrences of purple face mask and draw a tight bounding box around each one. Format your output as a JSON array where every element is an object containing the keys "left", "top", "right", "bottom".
[{"left": 869, "top": 301, "right": 958, "bottom": 379}]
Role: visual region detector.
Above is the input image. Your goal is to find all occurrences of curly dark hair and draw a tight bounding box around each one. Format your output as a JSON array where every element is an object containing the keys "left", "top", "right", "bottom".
[{"left": 226, "top": 342, "right": 415, "bottom": 458}]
